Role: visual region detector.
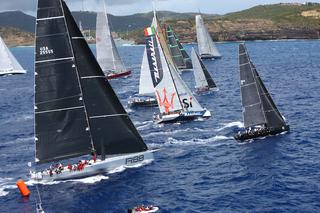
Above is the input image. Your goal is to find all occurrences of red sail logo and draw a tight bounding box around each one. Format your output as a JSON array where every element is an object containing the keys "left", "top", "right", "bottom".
[{"left": 156, "top": 88, "right": 176, "bottom": 113}]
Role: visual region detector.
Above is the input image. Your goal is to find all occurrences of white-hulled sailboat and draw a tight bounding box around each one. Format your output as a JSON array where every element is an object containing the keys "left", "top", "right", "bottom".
[
  {"left": 0, "top": 36, "right": 26, "bottom": 76},
  {"left": 195, "top": 15, "right": 221, "bottom": 59},
  {"left": 145, "top": 15, "right": 211, "bottom": 124},
  {"left": 191, "top": 47, "right": 217, "bottom": 92},
  {"left": 96, "top": 1, "right": 131, "bottom": 80},
  {"left": 30, "top": 0, "right": 154, "bottom": 182},
  {"left": 128, "top": 47, "right": 158, "bottom": 107}
]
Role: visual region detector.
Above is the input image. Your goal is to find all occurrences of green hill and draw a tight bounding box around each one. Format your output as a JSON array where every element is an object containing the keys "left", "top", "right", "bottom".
[{"left": 156, "top": 3, "right": 320, "bottom": 44}]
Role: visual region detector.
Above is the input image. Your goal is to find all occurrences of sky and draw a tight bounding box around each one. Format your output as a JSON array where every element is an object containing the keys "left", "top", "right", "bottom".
[{"left": 0, "top": 0, "right": 317, "bottom": 16}]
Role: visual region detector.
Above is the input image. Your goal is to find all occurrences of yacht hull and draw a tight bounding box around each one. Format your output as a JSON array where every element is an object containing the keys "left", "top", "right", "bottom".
[
  {"left": 128, "top": 97, "right": 158, "bottom": 107},
  {"left": 30, "top": 150, "right": 155, "bottom": 182},
  {"left": 234, "top": 125, "right": 290, "bottom": 141},
  {"left": 106, "top": 69, "right": 132, "bottom": 80},
  {"left": 0, "top": 70, "right": 26, "bottom": 76},
  {"left": 200, "top": 54, "right": 221, "bottom": 60},
  {"left": 155, "top": 110, "right": 211, "bottom": 124}
]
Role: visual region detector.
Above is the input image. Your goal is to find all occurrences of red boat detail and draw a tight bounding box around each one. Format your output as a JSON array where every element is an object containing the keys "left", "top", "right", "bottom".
[{"left": 106, "top": 70, "right": 132, "bottom": 80}]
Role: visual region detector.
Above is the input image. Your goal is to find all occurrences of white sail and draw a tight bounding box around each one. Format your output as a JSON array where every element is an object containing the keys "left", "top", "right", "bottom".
[
  {"left": 169, "top": 61, "right": 204, "bottom": 112},
  {"left": 96, "top": 9, "right": 127, "bottom": 74},
  {"left": 196, "top": 15, "right": 221, "bottom": 58},
  {"left": 154, "top": 34, "right": 183, "bottom": 114},
  {"left": 0, "top": 36, "right": 25, "bottom": 75},
  {"left": 153, "top": 18, "right": 204, "bottom": 113},
  {"left": 191, "top": 47, "right": 208, "bottom": 89},
  {"left": 138, "top": 48, "right": 154, "bottom": 95}
]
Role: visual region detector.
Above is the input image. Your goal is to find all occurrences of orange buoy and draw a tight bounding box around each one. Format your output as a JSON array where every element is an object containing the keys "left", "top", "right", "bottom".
[{"left": 16, "top": 179, "right": 30, "bottom": 197}]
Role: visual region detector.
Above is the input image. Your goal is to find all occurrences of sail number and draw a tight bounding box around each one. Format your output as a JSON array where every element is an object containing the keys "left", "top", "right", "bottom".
[
  {"left": 39, "top": 46, "right": 54, "bottom": 55},
  {"left": 182, "top": 97, "right": 193, "bottom": 109},
  {"left": 125, "top": 155, "right": 144, "bottom": 165}
]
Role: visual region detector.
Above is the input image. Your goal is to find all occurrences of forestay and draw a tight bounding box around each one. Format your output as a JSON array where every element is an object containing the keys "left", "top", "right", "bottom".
[{"left": 196, "top": 15, "right": 221, "bottom": 58}]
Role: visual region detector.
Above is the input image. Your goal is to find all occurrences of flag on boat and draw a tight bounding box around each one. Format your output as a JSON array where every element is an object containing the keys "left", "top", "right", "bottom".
[{"left": 144, "top": 27, "right": 156, "bottom": 37}]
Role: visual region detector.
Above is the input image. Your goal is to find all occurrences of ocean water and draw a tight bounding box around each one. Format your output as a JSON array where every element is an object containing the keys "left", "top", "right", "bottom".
[{"left": 0, "top": 40, "right": 320, "bottom": 212}]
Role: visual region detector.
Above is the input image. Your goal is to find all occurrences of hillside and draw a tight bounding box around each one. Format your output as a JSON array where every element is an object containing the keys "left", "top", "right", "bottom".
[
  {"left": 161, "top": 3, "right": 320, "bottom": 43},
  {"left": 0, "top": 27, "right": 33, "bottom": 47},
  {"left": 1, "top": 3, "right": 320, "bottom": 46}
]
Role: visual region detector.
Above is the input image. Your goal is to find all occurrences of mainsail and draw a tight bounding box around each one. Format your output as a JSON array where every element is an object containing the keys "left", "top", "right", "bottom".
[
  {"left": 0, "top": 36, "right": 25, "bottom": 74},
  {"left": 166, "top": 26, "right": 192, "bottom": 69},
  {"left": 191, "top": 47, "right": 216, "bottom": 90},
  {"left": 96, "top": 7, "right": 127, "bottom": 74},
  {"left": 146, "top": 16, "right": 205, "bottom": 114},
  {"left": 35, "top": 0, "right": 147, "bottom": 163},
  {"left": 239, "top": 43, "right": 286, "bottom": 129},
  {"left": 196, "top": 15, "right": 221, "bottom": 59},
  {"left": 145, "top": 28, "right": 182, "bottom": 114}
]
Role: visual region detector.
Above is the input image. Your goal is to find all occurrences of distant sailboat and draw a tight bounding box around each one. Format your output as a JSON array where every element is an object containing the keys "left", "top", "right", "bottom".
[
  {"left": 31, "top": 0, "right": 154, "bottom": 181},
  {"left": 195, "top": 15, "right": 221, "bottom": 59},
  {"left": 0, "top": 36, "right": 26, "bottom": 76},
  {"left": 235, "top": 43, "right": 289, "bottom": 141},
  {"left": 128, "top": 48, "right": 158, "bottom": 107},
  {"left": 145, "top": 16, "right": 211, "bottom": 123},
  {"left": 191, "top": 47, "right": 217, "bottom": 92},
  {"left": 166, "top": 25, "right": 192, "bottom": 70},
  {"left": 96, "top": 2, "right": 131, "bottom": 80}
]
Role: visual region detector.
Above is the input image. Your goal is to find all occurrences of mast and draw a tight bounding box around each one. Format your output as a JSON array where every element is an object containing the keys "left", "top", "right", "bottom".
[
  {"left": 35, "top": 0, "right": 147, "bottom": 163},
  {"left": 196, "top": 15, "right": 221, "bottom": 58},
  {"left": 191, "top": 48, "right": 216, "bottom": 89},
  {"left": 239, "top": 43, "right": 266, "bottom": 128}
]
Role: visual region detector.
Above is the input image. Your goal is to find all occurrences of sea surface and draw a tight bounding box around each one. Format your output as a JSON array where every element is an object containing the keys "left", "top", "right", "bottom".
[{"left": 0, "top": 40, "right": 320, "bottom": 213}]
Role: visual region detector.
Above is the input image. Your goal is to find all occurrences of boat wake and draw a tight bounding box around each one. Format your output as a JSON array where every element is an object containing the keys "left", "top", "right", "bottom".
[
  {"left": 143, "top": 127, "right": 210, "bottom": 138},
  {"left": 136, "top": 121, "right": 153, "bottom": 130},
  {"left": 166, "top": 135, "right": 233, "bottom": 146},
  {"left": 25, "top": 174, "right": 110, "bottom": 186},
  {"left": 0, "top": 178, "right": 15, "bottom": 197},
  {"left": 217, "top": 121, "right": 244, "bottom": 131}
]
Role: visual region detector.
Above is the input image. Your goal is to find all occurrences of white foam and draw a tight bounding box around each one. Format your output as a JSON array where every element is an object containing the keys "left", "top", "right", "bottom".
[
  {"left": 166, "top": 135, "right": 232, "bottom": 146},
  {"left": 0, "top": 177, "right": 16, "bottom": 197},
  {"left": 217, "top": 121, "right": 244, "bottom": 131},
  {"left": 25, "top": 174, "right": 110, "bottom": 186},
  {"left": 136, "top": 121, "right": 153, "bottom": 130}
]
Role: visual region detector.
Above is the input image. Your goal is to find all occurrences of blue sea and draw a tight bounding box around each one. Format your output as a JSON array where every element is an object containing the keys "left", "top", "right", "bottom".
[{"left": 0, "top": 40, "right": 319, "bottom": 212}]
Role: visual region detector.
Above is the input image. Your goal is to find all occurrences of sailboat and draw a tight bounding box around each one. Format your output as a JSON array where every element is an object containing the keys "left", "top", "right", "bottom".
[
  {"left": 191, "top": 47, "right": 217, "bottom": 92},
  {"left": 0, "top": 36, "right": 26, "bottom": 76},
  {"left": 195, "top": 15, "right": 221, "bottom": 59},
  {"left": 30, "top": 0, "right": 155, "bottom": 182},
  {"left": 235, "top": 43, "right": 289, "bottom": 141},
  {"left": 96, "top": 2, "right": 131, "bottom": 80},
  {"left": 166, "top": 25, "right": 192, "bottom": 70},
  {"left": 145, "top": 16, "right": 211, "bottom": 124},
  {"left": 128, "top": 48, "right": 158, "bottom": 107}
]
